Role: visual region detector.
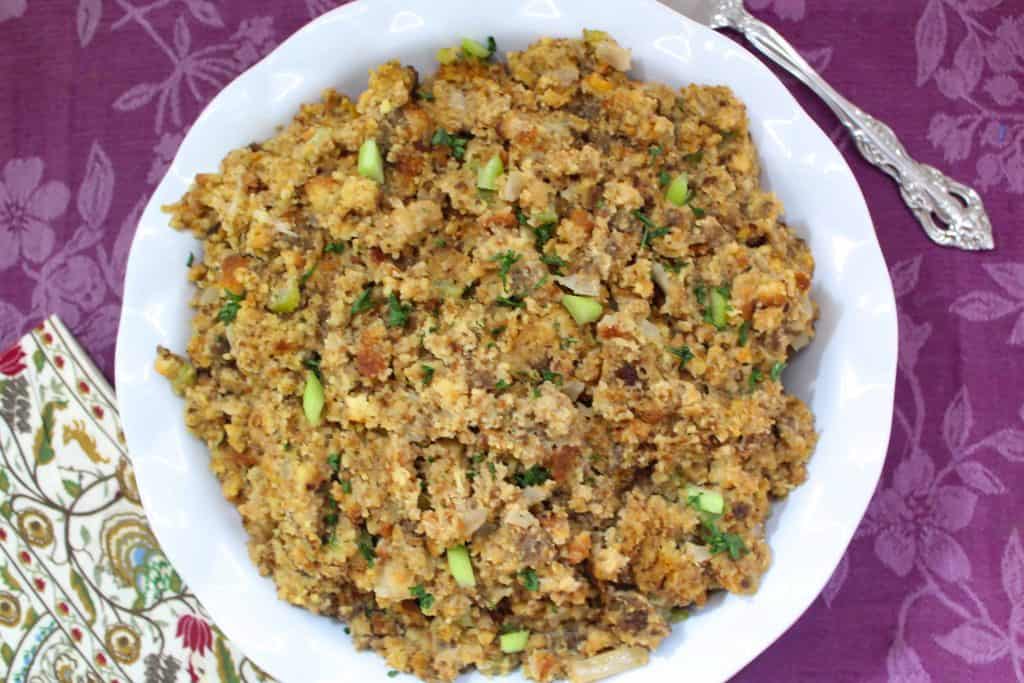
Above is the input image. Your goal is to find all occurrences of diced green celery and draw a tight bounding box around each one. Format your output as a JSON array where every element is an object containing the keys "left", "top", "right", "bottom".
[
  {"left": 268, "top": 278, "right": 300, "bottom": 314},
  {"left": 533, "top": 209, "right": 558, "bottom": 225},
  {"left": 561, "top": 295, "right": 603, "bottom": 325},
  {"left": 499, "top": 630, "right": 530, "bottom": 653},
  {"left": 666, "top": 174, "right": 689, "bottom": 206},
  {"left": 171, "top": 362, "right": 196, "bottom": 396},
  {"left": 477, "top": 155, "right": 504, "bottom": 191},
  {"left": 447, "top": 545, "right": 476, "bottom": 588},
  {"left": 461, "top": 37, "right": 491, "bottom": 59},
  {"left": 709, "top": 288, "right": 728, "bottom": 329},
  {"left": 436, "top": 47, "right": 459, "bottom": 64},
  {"left": 435, "top": 280, "right": 463, "bottom": 298},
  {"left": 685, "top": 485, "right": 724, "bottom": 515},
  {"left": 303, "top": 371, "right": 324, "bottom": 426},
  {"left": 358, "top": 138, "right": 384, "bottom": 183}
]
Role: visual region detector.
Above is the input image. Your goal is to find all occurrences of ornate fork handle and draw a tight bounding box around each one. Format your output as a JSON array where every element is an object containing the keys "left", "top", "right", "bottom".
[{"left": 715, "top": 4, "right": 994, "bottom": 251}]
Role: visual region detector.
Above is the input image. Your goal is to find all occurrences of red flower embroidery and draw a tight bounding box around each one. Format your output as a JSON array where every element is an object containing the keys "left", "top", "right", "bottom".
[
  {"left": 177, "top": 614, "right": 213, "bottom": 682},
  {"left": 0, "top": 528, "right": 7, "bottom": 541},
  {"left": 0, "top": 346, "right": 26, "bottom": 376},
  {"left": 71, "top": 627, "right": 82, "bottom": 641},
  {"left": 58, "top": 601, "right": 69, "bottom": 615},
  {"left": 54, "top": 356, "right": 64, "bottom": 368},
  {"left": 42, "top": 333, "right": 53, "bottom": 345},
  {"left": 78, "top": 381, "right": 90, "bottom": 394},
  {"left": 18, "top": 551, "right": 30, "bottom": 564},
  {"left": 92, "top": 406, "right": 104, "bottom": 419},
  {"left": 33, "top": 578, "right": 45, "bottom": 591},
  {"left": 95, "top": 652, "right": 107, "bottom": 666}
]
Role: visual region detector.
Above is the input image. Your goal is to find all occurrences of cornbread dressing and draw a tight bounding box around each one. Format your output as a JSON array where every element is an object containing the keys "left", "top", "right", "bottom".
[{"left": 157, "top": 32, "right": 818, "bottom": 683}]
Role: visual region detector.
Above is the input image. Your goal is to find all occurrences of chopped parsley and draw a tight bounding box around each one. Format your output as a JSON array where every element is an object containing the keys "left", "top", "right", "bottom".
[
  {"left": 410, "top": 585, "right": 435, "bottom": 612},
  {"left": 323, "top": 241, "right": 346, "bottom": 254},
  {"left": 495, "top": 379, "right": 511, "bottom": 392},
  {"left": 658, "top": 170, "right": 671, "bottom": 187},
  {"left": 533, "top": 222, "right": 556, "bottom": 251},
  {"left": 738, "top": 320, "right": 751, "bottom": 346},
  {"left": 539, "top": 369, "right": 563, "bottom": 386},
  {"left": 770, "top": 360, "right": 787, "bottom": 381},
  {"left": 649, "top": 145, "right": 663, "bottom": 159},
  {"left": 516, "top": 209, "right": 529, "bottom": 226},
  {"left": 357, "top": 531, "right": 378, "bottom": 565},
  {"left": 686, "top": 490, "right": 748, "bottom": 560},
  {"left": 351, "top": 287, "right": 374, "bottom": 315},
  {"left": 327, "top": 452, "right": 341, "bottom": 473},
  {"left": 491, "top": 250, "right": 521, "bottom": 290},
  {"left": 684, "top": 151, "right": 704, "bottom": 164},
  {"left": 519, "top": 568, "right": 540, "bottom": 591},
  {"left": 668, "top": 346, "right": 694, "bottom": 366},
  {"left": 707, "top": 523, "right": 746, "bottom": 559},
  {"left": 514, "top": 465, "right": 551, "bottom": 488},
  {"left": 387, "top": 671, "right": 399, "bottom": 679},
  {"left": 340, "top": 479, "right": 352, "bottom": 494},
  {"left": 496, "top": 294, "right": 526, "bottom": 309},
  {"left": 540, "top": 252, "right": 567, "bottom": 273},
  {"left": 633, "top": 210, "right": 670, "bottom": 248},
  {"left": 217, "top": 291, "right": 244, "bottom": 324},
  {"left": 434, "top": 238, "right": 448, "bottom": 247},
  {"left": 386, "top": 293, "right": 412, "bottom": 328},
  {"left": 300, "top": 264, "right": 317, "bottom": 286},
  {"left": 303, "top": 351, "right": 322, "bottom": 379},
  {"left": 748, "top": 367, "right": 764, "bottom": 391},
  {"left": 467, "top": 452, "right": 488, "bottom": 481},
  {"left": 486, "top": 36, "right": 498, "bottom": 57},
  {"left": 416, "top": 90, "right": 435, "bottom": 101},
  {"left": 431, "top": 128, "right": 469, "bottom": 161},
  {"left": 186, "top": 252, "right": 194, "bottom": 267},
  {"left": 421, "top": 364, "right": 435, "bottom": 386},
  {"left": 691, "top": 206, "right": 706, "bottom": 219},
  {"left": 491, "top": 325, "right": 506, "bottom": 338},
  {"left": 663, "top": 259, "right": 686, "bottom": 275}
]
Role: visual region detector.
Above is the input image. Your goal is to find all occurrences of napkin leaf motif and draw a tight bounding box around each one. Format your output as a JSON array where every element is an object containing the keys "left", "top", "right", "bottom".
[
  {"left": 33, "top": 400, "right": 67, "bottom": 465},
  {"left": 69, "top": 568, "right": 97, "bottom": 625}
]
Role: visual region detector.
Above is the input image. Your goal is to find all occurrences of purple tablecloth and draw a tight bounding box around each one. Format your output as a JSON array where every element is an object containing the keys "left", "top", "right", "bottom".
[{"left": 2, "top": 1, "right": 1023, "bottom": 680}]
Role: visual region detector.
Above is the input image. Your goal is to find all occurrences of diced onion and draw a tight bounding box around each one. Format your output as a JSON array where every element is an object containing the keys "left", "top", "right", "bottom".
[
  {"left": 568, "top": 647, "right": 649, "bottom": 683},
  {"left": 501, "top": 170, "right": 525, "bottom": 201},
  {"left": 650, "top": 262, "right": 671, "bottom": 293},
  {"left": 554, "top": 274, "right": 600, "bottom": 297},
  {"left": 594, "top": 42, "right": 632, "bottom": 72},
  {"left": 500, "top": 630, "right": 530, "bottom": 654}
]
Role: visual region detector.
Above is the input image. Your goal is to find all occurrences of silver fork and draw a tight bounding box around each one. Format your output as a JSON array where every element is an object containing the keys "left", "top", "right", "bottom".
[{"left": 662, "top": 0, "right": 995, "bottom": 251}]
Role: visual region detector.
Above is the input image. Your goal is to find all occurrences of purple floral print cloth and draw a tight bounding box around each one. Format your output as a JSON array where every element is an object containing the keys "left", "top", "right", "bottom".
[{"left": 1, "top": 1, "right": 1023, "bottom": 681}]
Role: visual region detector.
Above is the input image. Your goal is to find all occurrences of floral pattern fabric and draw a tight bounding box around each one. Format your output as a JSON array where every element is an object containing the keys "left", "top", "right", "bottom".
[
  {"left": 0, "top": 1, "right": 1022, "bottom": 681},
  {"left": 0, "top": 317, "right": 270, "bottom": 682}
]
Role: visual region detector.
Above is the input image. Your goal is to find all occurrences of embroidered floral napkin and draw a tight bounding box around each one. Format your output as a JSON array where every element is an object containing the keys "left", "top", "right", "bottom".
[{"left": 0, "top": 316, "right": 275, "bottom": 683}]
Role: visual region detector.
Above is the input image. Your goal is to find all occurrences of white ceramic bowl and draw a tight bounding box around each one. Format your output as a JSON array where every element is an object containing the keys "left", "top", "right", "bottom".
[{"left": 115, "top": 1, "right": 898, "bottom": 681}]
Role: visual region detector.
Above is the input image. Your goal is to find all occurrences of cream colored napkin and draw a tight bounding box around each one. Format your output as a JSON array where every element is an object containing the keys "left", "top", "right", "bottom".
[{"left": 0, "top": 316, "right": 275, "bottom": 683}]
